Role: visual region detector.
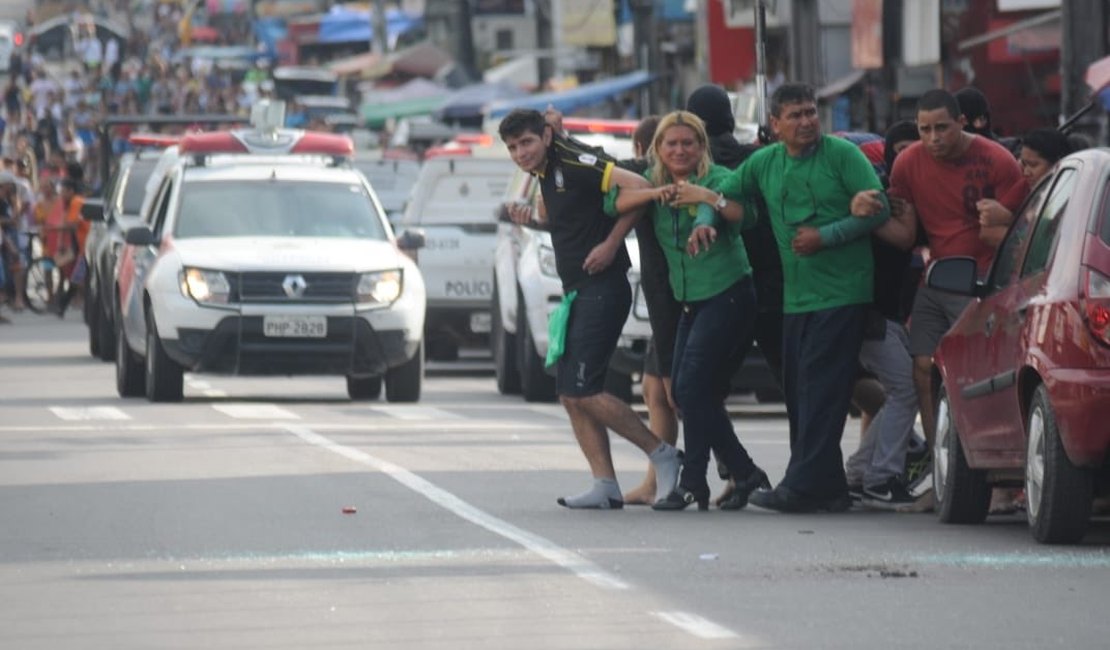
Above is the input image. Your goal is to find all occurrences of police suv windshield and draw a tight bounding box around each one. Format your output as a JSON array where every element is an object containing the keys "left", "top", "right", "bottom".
[{"left": 173, "top": 180, "right": 389, "bottom": 240}]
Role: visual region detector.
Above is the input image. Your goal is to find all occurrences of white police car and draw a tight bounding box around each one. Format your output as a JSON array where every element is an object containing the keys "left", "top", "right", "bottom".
[{"left": 113, "top": 105, "right": 426, "bottom": 402}]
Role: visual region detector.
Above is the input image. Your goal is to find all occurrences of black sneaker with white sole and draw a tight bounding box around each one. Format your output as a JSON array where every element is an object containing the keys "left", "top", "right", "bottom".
[{"left": 862, "top": 477, "right": 917, "bottom": 509}]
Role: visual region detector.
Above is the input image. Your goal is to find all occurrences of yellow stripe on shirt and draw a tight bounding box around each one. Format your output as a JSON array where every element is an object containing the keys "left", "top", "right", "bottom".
[{"left": 600, "top": 161, "right": 614, "bottom": 193}]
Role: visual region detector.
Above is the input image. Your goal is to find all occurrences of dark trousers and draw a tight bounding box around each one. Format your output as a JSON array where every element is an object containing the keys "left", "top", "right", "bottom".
[
  {"left": 672, "top": 278, "right": 758, "bottom": 491},
  {"left": 780, "top": 304, "right": 867, "bottom": 498}
]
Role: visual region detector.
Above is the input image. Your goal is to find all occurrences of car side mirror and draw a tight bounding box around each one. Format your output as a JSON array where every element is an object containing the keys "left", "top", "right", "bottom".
[
  {"left": 124, "top": 226, "right": 155, "bottom": 247},
  {"left": 926, "top": 257, "right": 980, "bottom": 296},
  {"left": 81, "top": 198, "right": 105, "bottom": 222},
  {"left": 396, "top": 229, "right": 425, "bottom": 250}
]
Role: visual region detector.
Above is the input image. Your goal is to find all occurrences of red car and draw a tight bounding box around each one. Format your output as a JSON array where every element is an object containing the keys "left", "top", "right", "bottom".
[{"left": 927, "top": 147, "right": 1110, "bottom": 544}]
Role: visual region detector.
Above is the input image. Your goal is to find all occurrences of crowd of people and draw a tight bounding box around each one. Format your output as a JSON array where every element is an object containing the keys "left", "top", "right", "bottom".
[
  {"left": 0, "top": 5, "right": 277, "bottom": 322},
  {"left": 498, "top": 81, "right": 1090, "bottom": 514}
]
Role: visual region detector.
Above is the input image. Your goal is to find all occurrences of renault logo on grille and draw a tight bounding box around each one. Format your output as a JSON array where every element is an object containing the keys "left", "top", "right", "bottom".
[{"left": 282, "top": 274, "right": 308, "bottom": 298}]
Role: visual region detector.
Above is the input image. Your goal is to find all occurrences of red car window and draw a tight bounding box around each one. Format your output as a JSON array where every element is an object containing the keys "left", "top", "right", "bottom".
[
  {"left": 1022, "top": 168, "right": 1078, "bottom": 278},
  {"left": 989, "top": 181, "right": 1050, "bottom": 292}
]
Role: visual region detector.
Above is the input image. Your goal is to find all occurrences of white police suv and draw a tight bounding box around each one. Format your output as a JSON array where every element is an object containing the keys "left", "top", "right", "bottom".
[{"left": 113, "top": 106, "right": 427, "bottom": 402}]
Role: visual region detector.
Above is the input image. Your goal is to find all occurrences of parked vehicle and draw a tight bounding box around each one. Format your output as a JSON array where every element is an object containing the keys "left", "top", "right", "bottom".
[
  {"left": 352, "top": 154, "right": 422, "bottom": 226},
  {"left": 398, "top": 142, "right": 515, "bottom": 360},
  {"left": 83, "top": 139, "right": 173, "bottom": 361},
  {"left": 927, "top": 147, "right": 1110, "bottom": 544},
  {"left": 112, "top": 111, "right": 426, "bottom": 403}
]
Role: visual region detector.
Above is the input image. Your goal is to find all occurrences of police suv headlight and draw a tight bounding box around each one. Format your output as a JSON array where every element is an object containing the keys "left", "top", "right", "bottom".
[
  {"left": 356, "top": 269, "right": 402, "bottom": 306},
  {"left": 538, "top": 245, "right": 558, "bottom": 278},
  {"left": 180, "top": 267, "right": 231, "bottom": 305}
]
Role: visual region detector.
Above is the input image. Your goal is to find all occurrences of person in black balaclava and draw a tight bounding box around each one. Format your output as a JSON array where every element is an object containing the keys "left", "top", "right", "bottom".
[
  {"left": 954, "top": 87, "right": 994, "bottom": 139},
  {"left": 955, "top": 86, "right": 1020, "bottom": 156},
  {"left": 685, "top": 84, "right": 785, "bottom": 508}
]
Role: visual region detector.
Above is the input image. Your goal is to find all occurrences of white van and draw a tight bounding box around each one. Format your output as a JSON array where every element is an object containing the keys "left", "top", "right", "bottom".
[{"left": 399, "top": 145, "right": 516, "bottom": 361}]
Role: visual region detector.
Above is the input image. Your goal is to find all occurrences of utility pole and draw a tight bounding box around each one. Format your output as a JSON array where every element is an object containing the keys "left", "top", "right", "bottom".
[
  {"left": 631, "top": 0, "right": 657, "bottom": 115},
  {"left": 789, "top": 0, "right": 820, "bottom": 85},
  {"left": 695, "top": 0, "right": 709, "bottom": 84},
  {"left": 536, "top": 0, "right": 554, "bottom": 87},
  {"left": 372, "top": 0, "right": 389, "bottom": 55},
  {"left": 1061, "top": 0, "right": 1109, "bottom": 128}
]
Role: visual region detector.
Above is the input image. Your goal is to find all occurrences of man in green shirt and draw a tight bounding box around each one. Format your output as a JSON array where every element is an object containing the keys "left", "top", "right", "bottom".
[{"left": 720, "top": 83, "right": 890, "bottom": 512}]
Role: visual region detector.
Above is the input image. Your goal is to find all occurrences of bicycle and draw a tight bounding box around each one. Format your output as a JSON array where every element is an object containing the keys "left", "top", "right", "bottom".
[{"left": 22, "top": 227, "right": 77, "bottom": 316}]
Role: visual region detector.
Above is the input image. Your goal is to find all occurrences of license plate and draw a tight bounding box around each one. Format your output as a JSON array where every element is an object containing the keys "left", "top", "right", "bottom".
[
  {"left": 470, "top": 311, "right": 491, "bottom": 333},
  {"left": 263, "top": 315, "right": 327, "bottom": 338}
]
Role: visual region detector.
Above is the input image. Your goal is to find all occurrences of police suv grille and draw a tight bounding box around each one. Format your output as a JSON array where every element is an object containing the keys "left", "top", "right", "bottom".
[{"left": 238, "top": 272, "right": 356, "bottom": 303}]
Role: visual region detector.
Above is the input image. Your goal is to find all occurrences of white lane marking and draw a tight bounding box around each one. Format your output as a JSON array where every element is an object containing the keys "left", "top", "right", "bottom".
[
  {"left": 0, "top": 421, "right": 556, "bottom": 433},
  {"left": 211, "top": 404, "right": 300, "bottom": 420},
  {"left": 48, "top": 406, "right": 131, "bottom": 421},
  {"left": 282, "top": 424, "right": 629, "bottom": 591},
  {"left": 370, "top": 405, "right": 464, "bottom": 421},
  {"left": 204, "top": 389, "right": 228, "bottom": 398},
  {"left": 651, "top": 612, "right": 739, "bottom": 640},
  {"left": 188, "top": 380, "right": 212, "bottom": 390}
]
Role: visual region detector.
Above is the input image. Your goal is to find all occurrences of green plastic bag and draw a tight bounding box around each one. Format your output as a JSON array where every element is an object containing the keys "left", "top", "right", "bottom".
[{"left": 545, "top": 290, "right": 578, "bottom": 368}]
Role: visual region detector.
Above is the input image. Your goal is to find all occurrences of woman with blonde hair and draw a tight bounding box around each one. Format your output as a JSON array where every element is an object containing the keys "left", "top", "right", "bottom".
[{"left": 607, "top": 110, "right": 770, "bottom": 510}]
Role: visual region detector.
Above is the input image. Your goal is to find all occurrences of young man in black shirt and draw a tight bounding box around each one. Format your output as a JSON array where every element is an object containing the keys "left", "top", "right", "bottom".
[{"left": 499, "top": 109, "right": 682, "bottom": 509}]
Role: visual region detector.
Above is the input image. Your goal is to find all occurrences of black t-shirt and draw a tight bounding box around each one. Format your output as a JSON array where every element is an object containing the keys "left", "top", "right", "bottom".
[{"left": 537, "top": 136, "right": 631, "bottom": 292}]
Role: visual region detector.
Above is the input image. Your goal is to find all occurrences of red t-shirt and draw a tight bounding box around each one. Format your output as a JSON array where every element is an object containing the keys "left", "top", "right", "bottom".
[{"left": 890, "top": 136, "right": 1027, "bottom": 272}]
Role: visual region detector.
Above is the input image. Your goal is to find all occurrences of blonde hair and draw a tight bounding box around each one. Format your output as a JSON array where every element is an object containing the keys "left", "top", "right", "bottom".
[{"left": 648, "top": 110, "right": 712, "bottom": 186}]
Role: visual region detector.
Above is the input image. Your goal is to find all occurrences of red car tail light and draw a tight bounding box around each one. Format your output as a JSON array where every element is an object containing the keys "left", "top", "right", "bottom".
[{"left": 1083, "top": 266, "right": 1110, "bottom": 346}]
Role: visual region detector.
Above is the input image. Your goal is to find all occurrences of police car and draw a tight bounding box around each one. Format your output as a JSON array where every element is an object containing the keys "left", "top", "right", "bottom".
[
  {"left": 112, "top": 103, "right": 427, "bottom": 402},
  {"left": 398, "top": 136, "right": 516, "bottom": 360}
]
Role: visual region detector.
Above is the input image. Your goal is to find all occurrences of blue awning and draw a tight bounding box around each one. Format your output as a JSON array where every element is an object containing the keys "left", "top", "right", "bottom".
[
  {"left": 486, "top": 70, "right": 655, "bottom": 118},
  {"left": 317, "top": 6, "right": 423, "bottom": 46}
]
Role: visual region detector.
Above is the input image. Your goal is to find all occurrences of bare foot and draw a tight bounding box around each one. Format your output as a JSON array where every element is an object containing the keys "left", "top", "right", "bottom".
[
  {"left": 897, "top": 490, "right": 935, "bottom": 513},
  {"left": 713, "top": 479, "right": 736, "bottom": 507},
  {"left": 623, "top": 482, "right": 656, "bottom": 506}
]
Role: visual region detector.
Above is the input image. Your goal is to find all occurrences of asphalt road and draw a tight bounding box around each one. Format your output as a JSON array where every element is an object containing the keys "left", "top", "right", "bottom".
[{"left": 2, "top": 309, "right": 1110, "bottom": 649}]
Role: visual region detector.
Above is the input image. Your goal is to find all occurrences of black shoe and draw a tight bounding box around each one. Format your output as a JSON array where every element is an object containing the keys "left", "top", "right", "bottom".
[
  {"left": 653, "top": 487, "right": 710, "bottom": 511},
  {"left": 719, "top": 467, "right": 772, "bottom": 511},
  {"left": 862, "top": 477, "right": 916, "bottom": 510},
  {"left": 749, "top": 484, "right": 852, "bottom": 514},
  {"left": 848, "top": 483, "right": 865, "bottom": 503}
]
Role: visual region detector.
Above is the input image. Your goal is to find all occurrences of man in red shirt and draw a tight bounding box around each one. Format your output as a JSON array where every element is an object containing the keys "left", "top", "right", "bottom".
[{"left": 888, "top": 89, "right": 1027, "bottom": 494}]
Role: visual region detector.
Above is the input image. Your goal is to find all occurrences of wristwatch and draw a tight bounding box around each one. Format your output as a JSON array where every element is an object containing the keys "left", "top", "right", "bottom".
[{"left": 714, "top": 194, "right": 728, "bottom": 211}]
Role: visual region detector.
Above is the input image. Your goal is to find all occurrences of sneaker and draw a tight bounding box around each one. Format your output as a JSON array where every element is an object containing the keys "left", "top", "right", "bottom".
[
  {"left": 862, "top": 477, "right": 917, "bottom": 510},
  {"left": 848, "top": 483, "right": 864, "bottom": 503},
  {"left": 905, "top": 453, "right": 933, "bottom": 494}
]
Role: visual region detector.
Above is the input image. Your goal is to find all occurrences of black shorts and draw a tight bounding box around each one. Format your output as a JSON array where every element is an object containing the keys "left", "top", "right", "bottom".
[
  {"left": 642, "top": 289, "right": 680, "bottom": 378},
  {"left": 557, "top": 273, "right": 631, "bottom": 397}
]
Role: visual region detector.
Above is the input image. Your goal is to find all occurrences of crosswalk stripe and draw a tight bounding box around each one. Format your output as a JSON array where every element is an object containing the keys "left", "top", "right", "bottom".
[
  {"left": 48, "top": 406, "right": 131, "bottom": 421},
  {"left": 210, "top": 403, "right": 300, "bottom": 420},
  {"left": 370, "top": 405, "right": 465, "bottom": 421}
]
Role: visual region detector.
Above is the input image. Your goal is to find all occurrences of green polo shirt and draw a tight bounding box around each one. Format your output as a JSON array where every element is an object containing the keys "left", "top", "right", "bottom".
[
  {"left": 647, "top": 164, "right": 754, "bottom": 302},
  {"left": 719, "top": 135, "right": 888, "bottom": 314}
]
